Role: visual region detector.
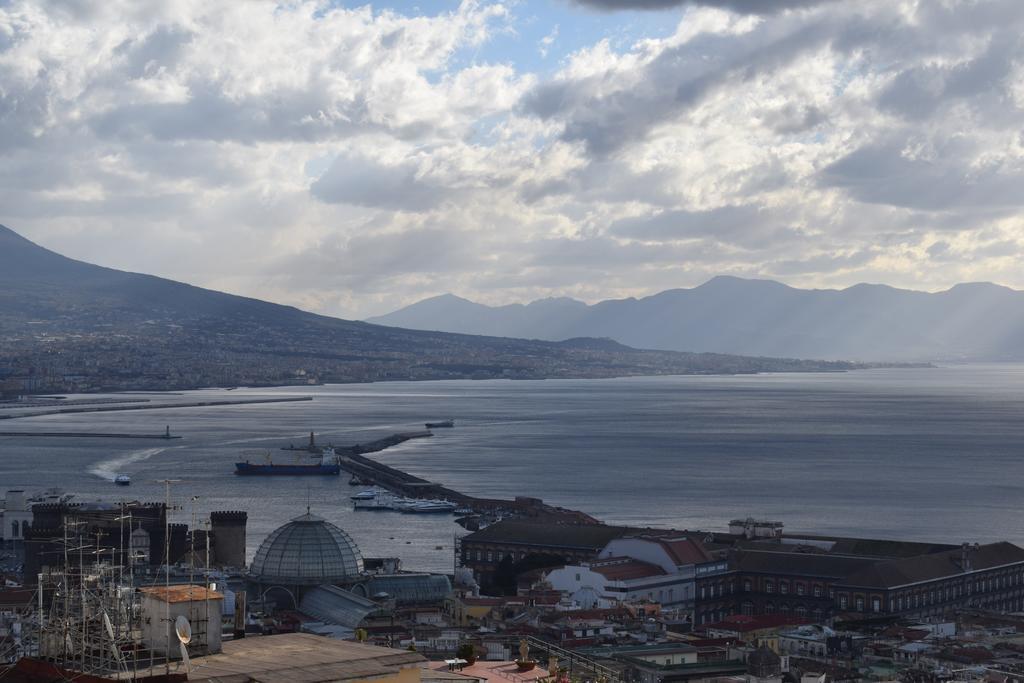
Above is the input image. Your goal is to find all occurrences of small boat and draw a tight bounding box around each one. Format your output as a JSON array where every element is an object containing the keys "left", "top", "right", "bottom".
[
  {"left": 400, "top": 500, "right": 457, "bottom": 514},
  {"left": 114, "top": 474, "right": 131, "bottom": 486},
  {"left": 425, "top": 419, "right": 454, "bottom": 429},
  {"left": 351, "top": 490, "right": 377, "bottom": 501},
  {"left": 349, "top": 474, "right": 372, "bottom": 486}
]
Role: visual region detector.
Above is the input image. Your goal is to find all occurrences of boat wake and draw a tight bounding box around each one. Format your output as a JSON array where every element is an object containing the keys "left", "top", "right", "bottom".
[{"left": 90, "top": 447, "right": 169, "bottom": 481}]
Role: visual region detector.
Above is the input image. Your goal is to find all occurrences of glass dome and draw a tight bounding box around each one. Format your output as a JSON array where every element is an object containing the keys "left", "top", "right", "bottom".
[{"left": 249, "top": 512, "right": 364, "bottom": 586}]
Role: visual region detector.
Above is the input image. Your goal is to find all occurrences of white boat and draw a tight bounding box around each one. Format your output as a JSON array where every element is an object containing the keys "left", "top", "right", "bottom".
[
  {"left": 400, "top": 500, "right": 457, "bottom": 514},
  {"left": 114, "top": 474, "right": 131, "bottom": 486},
  {"left": 350, "top": 489, "right": 377, "bottom": 500}
]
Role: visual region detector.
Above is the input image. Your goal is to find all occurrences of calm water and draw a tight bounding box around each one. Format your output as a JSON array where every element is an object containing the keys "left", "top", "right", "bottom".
[{"left": 2, "top": 364, "right": 1023, "bottom": 572}]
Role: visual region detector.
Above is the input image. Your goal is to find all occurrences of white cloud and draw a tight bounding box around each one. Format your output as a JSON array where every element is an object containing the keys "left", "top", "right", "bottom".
[{"left": 1, "top": 0, "right": 1022, "bottom": 319}]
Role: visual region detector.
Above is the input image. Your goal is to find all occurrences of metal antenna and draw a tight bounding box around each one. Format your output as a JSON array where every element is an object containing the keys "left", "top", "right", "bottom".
[{"left": 158, "top": 479, "right": 182, "bottom": 676}]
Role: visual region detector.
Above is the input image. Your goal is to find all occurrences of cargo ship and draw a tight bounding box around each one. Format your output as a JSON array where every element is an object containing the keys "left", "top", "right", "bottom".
[
  {"left": 235, "top": 461, "right": 340, "bottom": 476},
  {"left": 235, "top": 447, "right": 341, "bottom": 476},
  {"left": 425, "top": 419, "right": 454, "bottom": 429}
]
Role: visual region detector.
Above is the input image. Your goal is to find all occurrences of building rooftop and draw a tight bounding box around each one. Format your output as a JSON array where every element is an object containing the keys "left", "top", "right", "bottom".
[
  {"left": 735, "top": 549, "right": 876, "bottom": 579},
  {"left": 428, "top": 661, "right": 552, "bottom": 683},
  {"left": 704, "top": 614, "right": 810, "bottom": 633},
  {"left": 139, "top": 585, "right": 223, "bottom": 604},
  {"left": 591, "top": 558, "right": 666, "bottom": 581},
  {"left": 463, "top": 520, "right": 624, "bottom": 550},
  {"left": 298, "top": 585, "right": 379, "bottom": 629},
  {"left": 182, "top": 632, "right": 424, "bottom": 682},
  {"left": 462, "top": 520, "right": 674, "bottom": 551},
  {"left": 838, "top": 541, "right": 1024, "bottom": 589},
  {"left": 249, "top": 511, "right": 364, "bottom": 586},
  {"left": 654, "top": 537, "right": 713, "bottom": 566},
  {"left": 775, "top": 534, "right": 957, "bottom": 559}
]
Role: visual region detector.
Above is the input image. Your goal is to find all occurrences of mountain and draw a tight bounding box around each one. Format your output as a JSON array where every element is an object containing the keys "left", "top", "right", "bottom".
[
  {"left": 0, "top": 225, "right": 859, "bottom": 394},
  {"left": 368, "top": 276, "right": 1024, "bottom": 362}
]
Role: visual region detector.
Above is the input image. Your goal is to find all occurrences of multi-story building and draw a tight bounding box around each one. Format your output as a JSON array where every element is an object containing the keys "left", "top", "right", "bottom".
[
  {"left": 545, "top": 556, "right": 686, "bottom": 608},
  {"left": 459, "top": 520, "right": 678, "bottom": 589},
  {"left": 832, "top": 542, "right": 1024, "bottom": 619}
]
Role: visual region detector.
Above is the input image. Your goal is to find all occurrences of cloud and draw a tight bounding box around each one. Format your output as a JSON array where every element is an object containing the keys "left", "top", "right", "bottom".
[
  {"left": 820, "top": 139, "right": 1024, "bottom": 212},
  {"left": 570, "top": 0, "right": 833, "bottom": 14},
  {"left": 2, "top": 0, "right": 1024, "bottom": 318},
  {"left": 311, "top": 154, "right": 451, "bottom": 211},
  {"left": 611, "top": 205, "right": 804, "bottom": 248}
]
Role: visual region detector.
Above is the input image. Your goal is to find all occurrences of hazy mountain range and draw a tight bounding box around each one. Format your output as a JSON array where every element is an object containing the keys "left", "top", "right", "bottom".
[
  {"left": 368, "top": 278, "right": 1024, "bottom": 362},
  {"left": 0, "top": 225, "right": 859, "bottom": 393}
]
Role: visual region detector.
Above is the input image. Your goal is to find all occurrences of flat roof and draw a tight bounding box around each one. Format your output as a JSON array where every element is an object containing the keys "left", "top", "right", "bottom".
[
  {"left": 183, "top": 633, "right": 425, "bottom": 682},
  {"left": 139, "top": 585, "right": 223, "bottom": 604}
]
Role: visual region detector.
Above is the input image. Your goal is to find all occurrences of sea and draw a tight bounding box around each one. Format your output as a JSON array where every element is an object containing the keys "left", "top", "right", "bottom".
[{"left": 1, "top": 364, "right": 1023, "bottom": 573}]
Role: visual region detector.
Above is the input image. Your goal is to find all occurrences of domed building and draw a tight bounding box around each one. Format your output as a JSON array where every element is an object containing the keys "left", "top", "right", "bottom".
[{"left": 248, "top": 511, "right": 364, "bottom": 602}]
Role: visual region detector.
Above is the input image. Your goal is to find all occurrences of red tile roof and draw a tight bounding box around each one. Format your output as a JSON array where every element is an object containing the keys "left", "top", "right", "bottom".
[
  {"left": 591, "top": 558, "right": 666, "bottom": 581},
  {"left": 657, "top": 537, "right": 713, "bottom": 566},
  {"left": 139, "top": 585, "right": 224, "bottom": 604},
  {"left": 704, "top": 614, "right": 809, "bottom": 632}
]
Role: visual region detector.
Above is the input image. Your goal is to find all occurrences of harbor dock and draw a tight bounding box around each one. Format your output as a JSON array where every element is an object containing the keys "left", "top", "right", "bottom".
[
  {"left": 334, "top": 432, "right": 598, "bottom": 524},
  {"left": 0, "top": 395, "right": 313, "bottom": 420},
  {"left": 0, "top": 431, "right": 182, "bottom": 439}
]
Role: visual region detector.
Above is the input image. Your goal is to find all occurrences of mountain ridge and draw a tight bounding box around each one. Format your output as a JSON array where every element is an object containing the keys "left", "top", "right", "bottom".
[
  {"left": 367, "top": 278, "right": 1024, "bottom": 362},
  {"left": 0, "top": 224, "right": 863, "bottom": 394}
]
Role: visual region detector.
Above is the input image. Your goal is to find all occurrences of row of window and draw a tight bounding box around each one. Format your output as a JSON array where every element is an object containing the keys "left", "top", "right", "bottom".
[
  {"left": 835, "top": 568, "right": 1024, "bottom": 613},
  {"left": 755, "top": 579, "right": 829, "bottom": 598},
  {"left": 463, "top": 548, "right": 529, "bottom": 564}
]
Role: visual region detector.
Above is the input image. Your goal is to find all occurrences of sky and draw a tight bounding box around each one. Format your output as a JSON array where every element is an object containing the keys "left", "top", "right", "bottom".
[{"left": 2, "top": 0, "right": 1023, "bottom": 319}]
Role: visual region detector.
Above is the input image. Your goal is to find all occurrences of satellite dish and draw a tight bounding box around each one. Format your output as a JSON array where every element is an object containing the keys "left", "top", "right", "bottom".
[
  {"left": 175, "top": 615, "right": 192, "bottom": 645},
  {"left": 103, "top": 612, "right": 116, "bottom": 641},
  {"left": 175, "top": 615, "right": 192, "bottom": 673},
  {"left": 103, "top": 612, "right": 126, "bottom": 669}
]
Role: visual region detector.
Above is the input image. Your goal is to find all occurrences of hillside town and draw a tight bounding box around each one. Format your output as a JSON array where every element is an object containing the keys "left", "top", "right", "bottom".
[{"left": 3, "top": 488, "right": 1024, "bottom": 683}]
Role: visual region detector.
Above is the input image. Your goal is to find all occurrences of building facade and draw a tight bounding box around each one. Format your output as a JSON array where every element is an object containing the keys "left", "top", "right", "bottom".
[{"left": 832, "top": 542, "right": 1024, "bottom": 619}]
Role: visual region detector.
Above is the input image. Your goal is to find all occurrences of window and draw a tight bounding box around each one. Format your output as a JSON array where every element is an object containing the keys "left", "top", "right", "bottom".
[
  {"left": 780, "top": 582, "right": 789, "bottom": 595},
  {"left": 575, "top": 573, "right": 581, "bottom": 581},
  {"left": 839, "top": 596, "right": 848, "bottom": 609},
  {"left": 765, "top": 580, "right": 775, "bottom": 594},
  {"left": 487, "top": 551, "right": 493, "bottom": 562},
  {"left": 813, "top": 585, "right": 822, "bottom": 598},
  {"left": 872, "top": 598, "right": 881, "bottom": 613},
  {"left": 796, "top": 583, "right": 805, "bottom": 596},
  {"left": 743, "top": 580, "right": 752, "bottom": 593}
]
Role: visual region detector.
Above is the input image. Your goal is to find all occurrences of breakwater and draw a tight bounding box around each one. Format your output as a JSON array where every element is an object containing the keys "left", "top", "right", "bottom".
[
  {"left": 0, "top": 431, "right": 182, "bottom": 440},
  {"left": 0, "top": 396, "right": 313, "bottom": 420},
  {"left": 336, "top": 432, "right": 598, "bottom": 524}
]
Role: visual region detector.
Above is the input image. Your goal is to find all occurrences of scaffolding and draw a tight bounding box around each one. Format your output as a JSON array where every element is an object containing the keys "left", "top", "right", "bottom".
[{"left": 36, "top": 543, "right": 146, "bottom": 676}]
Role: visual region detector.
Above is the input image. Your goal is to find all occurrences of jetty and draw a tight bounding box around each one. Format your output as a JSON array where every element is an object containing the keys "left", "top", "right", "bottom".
[
  {"left": 334, "top": 432, "right": 598, "bottom": 524},
  {"left": 0, "top": 431, "right": 182, "bottom": 440},
  {"left": 0, "top": 396, "right": 313, "bottom": 420}
]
